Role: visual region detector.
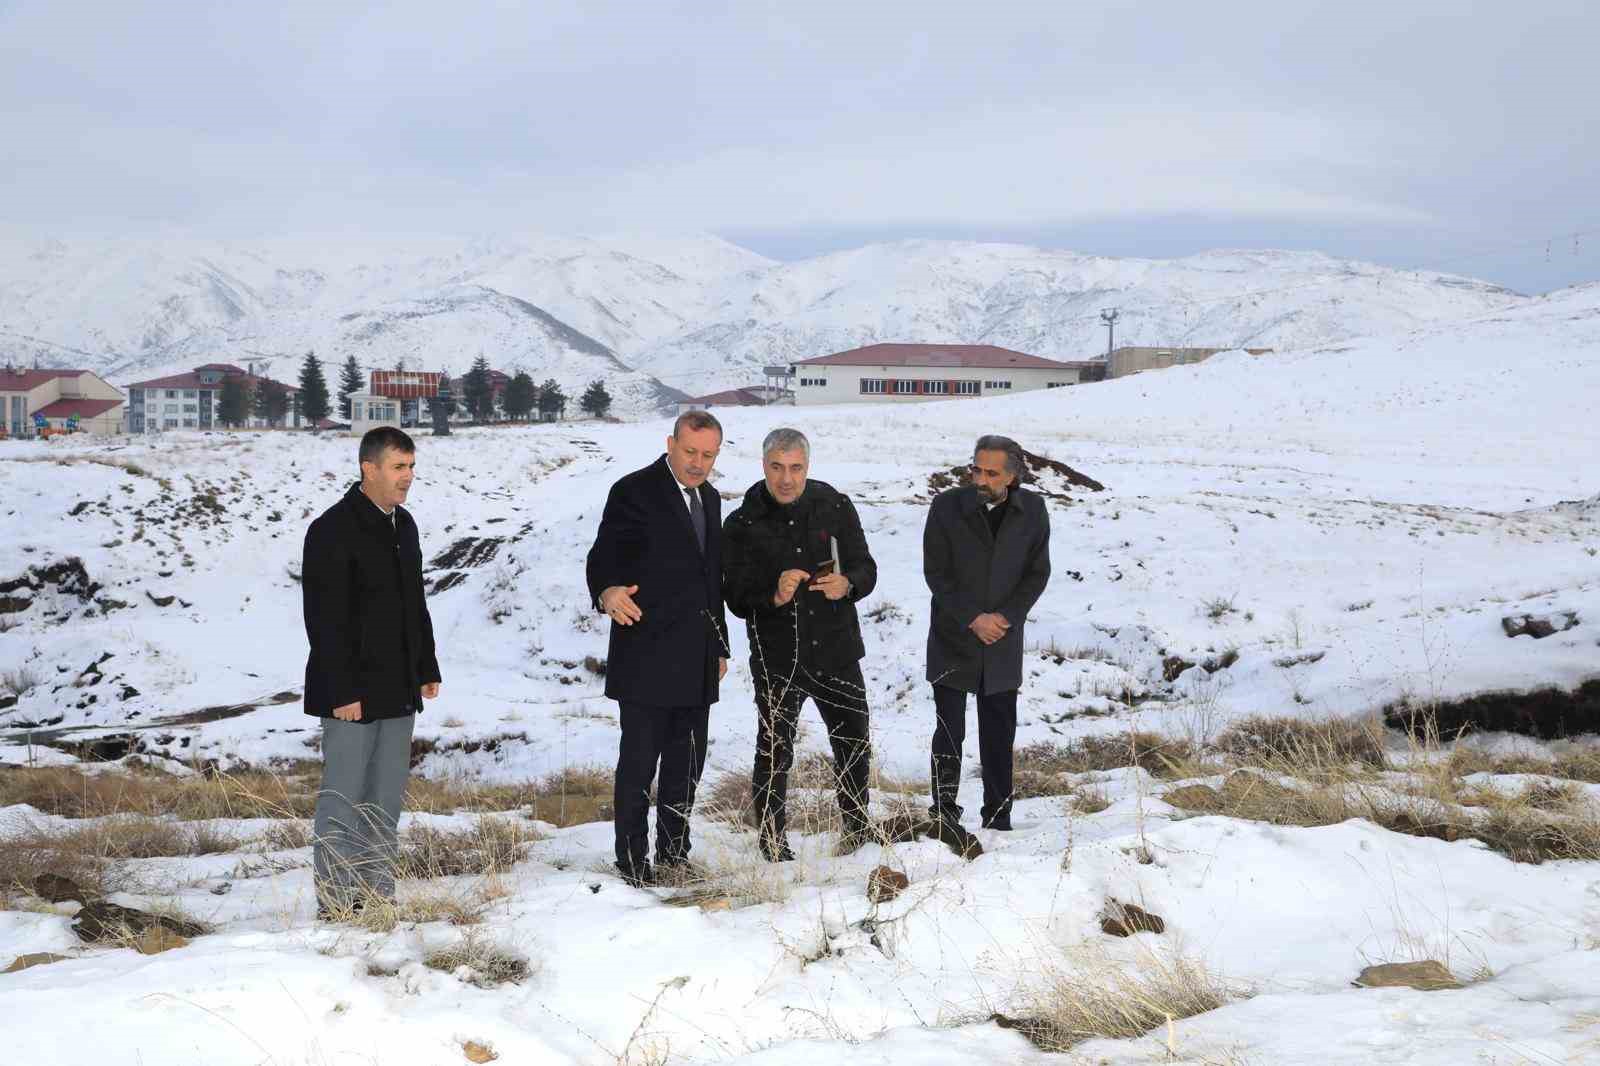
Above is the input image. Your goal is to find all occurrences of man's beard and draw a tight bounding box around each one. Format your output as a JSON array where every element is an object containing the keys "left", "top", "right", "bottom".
[{"left": 977, "top": 483, "right": 1008, "bottom": 504}]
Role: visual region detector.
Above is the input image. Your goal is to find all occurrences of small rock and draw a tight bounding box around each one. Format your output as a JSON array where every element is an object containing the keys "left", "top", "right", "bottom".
[
  {"left": 1100, "top": 900, "right": 1166, "bottom": 937},
  {"left": 4, "top": 952, "right": 72, "bottom": 974},
  {"left": 1354, "top": 961, "right": 1461, "bottom": 991},
  {"left": 1162, "top": 656, "right": 1197, "bottom": 682},
  {"left": 462, "top": 1041, "right": 498, "bottom": 1063},
  {"left": 1502, "top": 611, "right": 1579, "bottom": 640},
  {"left": 867, "top": 866, "right": 910, "bottom": 903}
]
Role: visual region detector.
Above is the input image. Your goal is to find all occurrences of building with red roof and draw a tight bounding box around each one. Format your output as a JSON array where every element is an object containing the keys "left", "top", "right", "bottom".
[
  {"left": 0, "top": 366, "right": 126, "bottom": 437},
  {"left": 789, "top": 343, "right": 1098, "bottom": 405},
  {"left": 123, "top": 363, "right": 302, "bottom": 432}
]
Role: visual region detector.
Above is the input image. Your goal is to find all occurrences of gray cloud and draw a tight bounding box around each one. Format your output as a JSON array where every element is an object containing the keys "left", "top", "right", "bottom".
[{"left": 2, "top": 0, "right": 1595, "bottom": 291}]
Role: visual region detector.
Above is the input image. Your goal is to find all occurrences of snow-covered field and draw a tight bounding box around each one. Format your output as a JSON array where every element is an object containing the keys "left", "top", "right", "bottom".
[{"left": 2, "top": 283, "right": 1599, "bottom": 1064}]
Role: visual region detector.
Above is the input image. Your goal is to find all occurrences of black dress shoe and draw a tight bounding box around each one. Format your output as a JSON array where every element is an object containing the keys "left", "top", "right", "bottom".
[{"left": 616, "top": 861, "right": 657, "bottom": 888}]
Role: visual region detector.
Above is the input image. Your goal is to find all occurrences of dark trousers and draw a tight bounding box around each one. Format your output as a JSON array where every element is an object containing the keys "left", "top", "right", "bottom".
[
  {"left": 930, "top": 682, "right": 1018, "bottom": 828},
  {"left": 752, "top": 662, "right": 871, "bottom": 846},
  {"left": 614, "top": 701, "right": 710, "bottom": 869}
]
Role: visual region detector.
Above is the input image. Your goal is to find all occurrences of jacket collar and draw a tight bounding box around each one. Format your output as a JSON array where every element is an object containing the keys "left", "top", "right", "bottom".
[{"left": 344, "top": 482, "right": 401, "bottom": 537}]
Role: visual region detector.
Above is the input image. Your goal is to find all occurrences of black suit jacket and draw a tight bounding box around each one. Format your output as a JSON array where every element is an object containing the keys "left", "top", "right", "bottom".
[
  {"left": 923, "top": 484, "right": 1051, "bottom": 695},
  {"left": 586, "top": 455, "right": 728, "bottom": 708},
  {"left": 302, "top": 483, "right": 442, "bottom": 720}
]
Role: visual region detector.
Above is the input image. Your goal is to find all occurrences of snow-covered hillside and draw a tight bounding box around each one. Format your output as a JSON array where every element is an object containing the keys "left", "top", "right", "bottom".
[
  {"left": 2, "top": 281, "right": 1598, "bottom": 1066},
  {"left": 1, "top": 234, "right": 1527, "bottom": 403}
]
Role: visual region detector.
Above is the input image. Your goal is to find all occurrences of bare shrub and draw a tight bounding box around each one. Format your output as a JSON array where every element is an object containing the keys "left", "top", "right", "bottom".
[
  {"left": 1, "top": 665, "right": 43, "bottom": 698},
  {"left": 1015, "top": 734, "right": 1197, "bottom": 780}
]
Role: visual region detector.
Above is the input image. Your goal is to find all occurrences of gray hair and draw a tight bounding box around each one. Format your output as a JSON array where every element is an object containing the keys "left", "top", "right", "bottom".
[
  {"left": 673, "top": 409, "right": 723, "bottom": 439},
  {"left": 762, "top": 427, "right": 810, "bottom": 460},
  {"left": 974, "top": 434, "right": 1025, "bottom": 480}
]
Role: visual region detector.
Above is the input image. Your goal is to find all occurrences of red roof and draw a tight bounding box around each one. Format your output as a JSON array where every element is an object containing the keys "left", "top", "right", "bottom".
[
  {"left": 127, "top": 368, "right": 298, "bottom": 392},
  {"left": 684, "top": 387, "right": 767, "bottom": 406},
  {"left": 0, "top": 368, "right": 87, "bottom": 391},
  {"left": 370, "top": 370, "right": 443, "bottom": 399},
  {"left": 36, "top": 398, "right": 123, "bottom": 419},
  {"left": 195, "top": 363, "right": 248, "bottom": 374},
  {"left": 795, "top": 343, "right": 1087, "bottom": 371}
]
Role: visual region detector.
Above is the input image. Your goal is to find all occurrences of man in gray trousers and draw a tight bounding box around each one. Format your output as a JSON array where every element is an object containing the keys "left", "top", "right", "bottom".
[{"left": 302, "top": 427, "right": 442, "bottom": 919}]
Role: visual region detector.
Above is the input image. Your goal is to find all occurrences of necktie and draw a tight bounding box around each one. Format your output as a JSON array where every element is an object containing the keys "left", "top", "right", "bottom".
[{"left": 687, "top": 487, "right": 706, "bottom": 552}]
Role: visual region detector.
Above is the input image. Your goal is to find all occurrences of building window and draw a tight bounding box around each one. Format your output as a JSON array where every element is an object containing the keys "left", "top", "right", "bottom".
[
  {"left": 860, "top": 379, "right": 885, "bottom": 394},
  {"left": 955, "top": 381, "right": 980, "bottom": 396},
  {"left": 799, "top": 377, "right": 827, "bottom": 387},
  {"left": 182, "top": 389, "right": 196, "bottom": 398},
  {"left": 164, "top": 403, "right": 179, "bottom": 413},
  {"left": 1047, "top": 381, "right": 1073, "bottom": 389},
  {"left": 182, "top": 404, "right": 197, "bottom": 413},
  {"left": 890, "top": 380, "right": 915, "bottom": 395},
  {"left": 165, "top": 389, "right": 177, "bottom": 398},
  {"left": 924, "top": 380, "right": 948, "bottom": 395},
  {"left": 983, "top": 380, "right": 1012, "bottom": 390},
  {"left": 182, "top": 418, "right": 197, "bottom": 427},
  {"left": 163, "top": 418, "right": 179, "bottom": 429}
]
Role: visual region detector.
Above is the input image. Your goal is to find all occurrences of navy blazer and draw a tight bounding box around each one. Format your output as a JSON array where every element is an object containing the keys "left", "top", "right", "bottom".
[{"left": 586, "top": 455, "right": 728, "bottom": 708}]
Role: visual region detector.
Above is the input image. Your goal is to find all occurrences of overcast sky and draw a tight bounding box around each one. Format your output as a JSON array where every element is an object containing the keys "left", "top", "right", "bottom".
[{"left": 2, "top": 0, "right": 1595, "bottom": 293}]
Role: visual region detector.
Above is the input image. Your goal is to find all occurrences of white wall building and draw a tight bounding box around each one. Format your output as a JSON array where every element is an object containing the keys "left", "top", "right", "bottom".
[
  {"left": 348, "top": 390, "right": 402, "bottom": 436},
  {"left": 790, "top": 343, "right": 1095, "bottom": 406}
]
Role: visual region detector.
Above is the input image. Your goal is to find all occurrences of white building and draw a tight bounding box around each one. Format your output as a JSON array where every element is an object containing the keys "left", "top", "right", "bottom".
[
  {"left": 348, "top": 390, "right": 402, "bottom": 436},
  {"left": 0, "top": 367, "right": 126, "bottom": 438},
  {"left": 790, "top": 343, "right": 1096, "bottom": 406}
]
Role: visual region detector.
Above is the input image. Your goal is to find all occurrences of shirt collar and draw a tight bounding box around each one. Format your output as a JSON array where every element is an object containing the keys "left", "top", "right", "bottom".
[{"left": 359, "top": 485, "right": 396, "bottom": 518}]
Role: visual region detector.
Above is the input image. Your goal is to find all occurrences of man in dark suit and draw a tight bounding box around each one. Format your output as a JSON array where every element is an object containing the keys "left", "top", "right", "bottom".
[
  {"left": 924, "top": 434, "right": 1051, "bottom": 834},
  {"left": 723, "top": 427, "right": 878, "bottom": 862},
  {"left": 303, "top": 427, "right": 442, "bottom": 919},
  {"left": 586, "top": 411, "right": 730, "bottom": 886}
]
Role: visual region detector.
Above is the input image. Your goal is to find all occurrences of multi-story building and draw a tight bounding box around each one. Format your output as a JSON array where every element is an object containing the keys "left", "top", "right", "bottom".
[
  {"left": 789, "top": 343, "right": 1096, "bottom": 405},
  {"left": 0, "top": 366, "right": 126, "bottom": 438},
  {"left": 124, "top": 363, "right": 302, "bottom": 433}
]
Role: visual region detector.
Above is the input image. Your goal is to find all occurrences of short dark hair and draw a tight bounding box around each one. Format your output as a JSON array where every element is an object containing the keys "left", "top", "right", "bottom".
[
  {"left": 673, "top": 410, "right": 723, "bottom": 440},
  {"left": 974, "top": 434, "right": 1025, "bottom": 482},
  {"left": 359, "top": 426, "right": 416, "bottom": 467}
]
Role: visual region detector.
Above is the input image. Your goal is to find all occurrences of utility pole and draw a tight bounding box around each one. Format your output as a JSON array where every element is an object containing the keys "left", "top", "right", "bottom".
[{"left": 1100, "top": 308, "right": 1119, "bottom": 357}]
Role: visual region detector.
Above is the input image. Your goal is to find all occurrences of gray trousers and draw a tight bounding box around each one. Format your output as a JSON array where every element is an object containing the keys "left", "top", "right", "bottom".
[{"left": 313, "top": 714, "right": 415, "bottom": 909}]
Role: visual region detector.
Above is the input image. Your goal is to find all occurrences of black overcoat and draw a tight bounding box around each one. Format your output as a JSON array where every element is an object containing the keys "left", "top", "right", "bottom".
[
  {"left": 722, "top": 479, "right": 877, "bottom": 679},
  {"left": 586, "top": 456, "right": 728, "bottom": 708},
  {"left": 302, "top": 483, "right": 442, "bottom": 720},
  {"left": 923, "top": 484, "right": 1051, "bottom": 695}
]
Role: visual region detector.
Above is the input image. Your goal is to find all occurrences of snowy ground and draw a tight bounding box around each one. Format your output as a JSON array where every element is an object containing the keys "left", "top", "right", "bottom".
[{"left": 2, "top": 283, "right": 1599, "bottom": 1063}]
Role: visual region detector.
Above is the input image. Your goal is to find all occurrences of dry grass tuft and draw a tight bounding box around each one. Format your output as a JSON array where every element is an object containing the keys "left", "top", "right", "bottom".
[
  {"left": 1009, "top": 945, "right": 1247, "bottom": 1052},
  {"left": 1215, "top": 714, "right": 1389, "bottom": 772},
  {"left": 396, "top": 817, "right": 537, "bottom": 879},
  {"left": 1014, "top": 733, "right": 1197, "bottom": 781},
  {"left": 423, "top": 931, "right": 533, "bottom": 987},
  {"left": 0, "top": 764, "right": 322, "bottom": 821}
]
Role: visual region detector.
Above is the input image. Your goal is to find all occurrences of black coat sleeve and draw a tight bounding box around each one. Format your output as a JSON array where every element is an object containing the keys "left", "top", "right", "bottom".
[
  {"left": 586, "top": 477, "right": 647, "bottom": 611},
  {"left": 1000, "top": 500, "right": 1052, "bottom": 627},
  {"left": 837, "top": 496, "right": 877, "bottom": 603},
  {"left": 923, "top": 498, "right": 981, "bottom": 628},
  {"left": 302, "top": 517, "right": 361, "bottom": 709},
  {"left": 720, "top": 511, "right": 775, "bottom": 621}
]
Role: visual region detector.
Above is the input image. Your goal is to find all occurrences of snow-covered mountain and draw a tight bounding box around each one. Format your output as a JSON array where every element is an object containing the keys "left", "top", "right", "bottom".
[
  {"left": 636, "top": 241, "right": 1529, "bottom": 393},
  {"left": 0, "top": 234, "right": 1534, "bottom": 405}
]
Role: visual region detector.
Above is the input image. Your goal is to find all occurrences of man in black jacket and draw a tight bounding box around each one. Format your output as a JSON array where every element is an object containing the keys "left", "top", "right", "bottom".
[
  {"left": 924, "top": 435, "right": 1051, "bottom": 833},
  {"left": 586, "top": 411, "right": 730, "bottom": 886},
  {"left": 302, "top": 427, "right": 442, "bottom": 918},
  {"left": 724, "top": 427, "right": 878, "bottom": 861}
]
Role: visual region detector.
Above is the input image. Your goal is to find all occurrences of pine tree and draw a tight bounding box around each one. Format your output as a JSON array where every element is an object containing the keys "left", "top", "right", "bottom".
[
  {"left": 338, "top": 355, "right": 364, "bottom": 420},
  {"left": 254, "top": 379, "right": 290, "bottom": 427},
  {"left": 462, "top": 354, "right": 493, "bottom": 423},
  {"left": 502, "top": 371, "right": 537, "bottom": 421},
  {"left": 538, "top": 379, "right": 566, "bottom": 421},
  {"left": 297, "top": 351, "right": 331, "bottom": 425},
  {"left": 217, "top": 375, "right": 248, "bottom": 428},
  {"left": 579, "top": 379, "right": 613, "bottom": 418}
]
